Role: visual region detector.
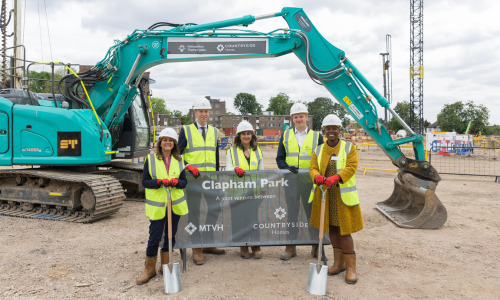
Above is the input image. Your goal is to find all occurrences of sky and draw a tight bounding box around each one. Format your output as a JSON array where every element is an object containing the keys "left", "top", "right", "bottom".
[{"left": 7, "top": 0, "right": 500, "bottom": 125}]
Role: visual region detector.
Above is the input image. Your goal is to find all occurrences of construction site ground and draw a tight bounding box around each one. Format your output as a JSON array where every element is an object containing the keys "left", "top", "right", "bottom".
[{"left": 1, "top": 147, "right": 499, "bottom": 299}]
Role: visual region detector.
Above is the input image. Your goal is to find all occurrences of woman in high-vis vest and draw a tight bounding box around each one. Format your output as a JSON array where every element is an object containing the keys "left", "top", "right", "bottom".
[
  {"left": 226, "top": 120, "right": 264, "bottom": 259},
  {"left": 136, "top": 128, "right": 198, "bottom": 285},
  {"left": 309, "top": 114, "right": 364, "bottom": 284}
]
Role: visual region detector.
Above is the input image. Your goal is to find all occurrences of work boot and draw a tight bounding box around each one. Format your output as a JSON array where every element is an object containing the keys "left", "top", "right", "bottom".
[
  {"left": 203, "top": 247, "right": 226, "bottom": 255},
  {"left": 280, "top": 245, "right": 297, "bottom": 261},
  {"left": 192, "top": 248, "right": 205, "bottom": 265},
  {"left": 159, "top": 250, "right": 169, "bottom": 275},
  {"left": 251, "top": 246, "right": 262, "bottom": 259},
  {"left": 344, "top": 252, "right": 358, "bottom": 284},
  {"left": 136, "top": 256, "right": 157, "bottom": 285},
  {"left": 328, "top": 247, "right": 346, "bottom": 276},
  {"left": 240, "top": 246, "right": 251, "bottom": 259}
]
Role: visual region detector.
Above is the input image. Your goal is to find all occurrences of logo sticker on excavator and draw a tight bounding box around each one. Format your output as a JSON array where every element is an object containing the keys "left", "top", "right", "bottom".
[
  {"left": 409, "top": 163, "right": 419, "bottom": 169},
  {"left": 57, "top": 132, "right": 81, "bottom": 156},
  {"left": 295, "top": 13, "right": 311, "bottom": 32}
]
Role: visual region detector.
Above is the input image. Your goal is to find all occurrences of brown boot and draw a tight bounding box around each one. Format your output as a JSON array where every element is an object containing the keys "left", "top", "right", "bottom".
[
  {"left": 328, "top": 247, "right": 346, "bottom": 276},
  {"left": 240, "top": 246, "right": 251, "bottom": 259},
  {"left": 192, "top": 248, "right": 205, "bottom": 265},
  {"left": 251, "top": 246, "right": 262, "bottom": 259},
  {"left": 280, "top": 245, "right": 297, "bottom": 261},
  {"left": 344, "top": 252, "right": 358, "bottom": 284},
  {"left": 136, "top": 256, "right": 157, "bottom": 285},
  {"left": 203, "top": 247, "right": 226, "bottom": 255},
  {"left": 159, "top": 251, "right": 169, "bottom": 275}
]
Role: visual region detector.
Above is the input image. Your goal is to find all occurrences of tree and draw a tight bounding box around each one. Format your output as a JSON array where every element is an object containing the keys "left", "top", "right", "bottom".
[
  {"left": 234, "top": 92, "right": 262, "bottom": 115},
  {"left": 437, "top": 100, "right": 489, "bottom": 134},
  {"left": 266, "top": 92, "right": 293, "bottom": 115},
  {"left": 388, "top": 101, "right": 416, "bottom": 132},
  {"left": 150, "top": 97, "right": 169, "bottom": 114},
  {"left": 306, "top": 97, "right": 349, "bottom": 130},
  {"left": 27, "top": 68, "right": 76, "bottom": 93}
]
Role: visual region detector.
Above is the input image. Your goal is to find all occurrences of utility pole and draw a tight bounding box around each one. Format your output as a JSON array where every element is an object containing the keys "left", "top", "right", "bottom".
[
  {"left": 13, "top": 0, "right": 22, "bottom": 89},
  {"left": 410, "top": 0, "right": 424, "bottom": 134},
  {"left": 380, "top": 34, "right": 392, "bottom": 128}
]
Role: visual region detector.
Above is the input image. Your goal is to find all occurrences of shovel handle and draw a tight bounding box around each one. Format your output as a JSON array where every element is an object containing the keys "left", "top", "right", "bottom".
[{"left": 162, "top": 186, "right": 174, "bottom": 257}]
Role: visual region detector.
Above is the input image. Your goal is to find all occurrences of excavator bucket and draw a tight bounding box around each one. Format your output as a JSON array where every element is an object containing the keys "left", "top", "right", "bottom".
[{"left": 375, "top": 170, "right": 447, "bottom": 229}]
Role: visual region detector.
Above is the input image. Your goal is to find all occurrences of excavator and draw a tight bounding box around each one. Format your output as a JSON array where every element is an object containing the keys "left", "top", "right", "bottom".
[{"left": 0, "top": 7, "right": 446, "bottom": 228}]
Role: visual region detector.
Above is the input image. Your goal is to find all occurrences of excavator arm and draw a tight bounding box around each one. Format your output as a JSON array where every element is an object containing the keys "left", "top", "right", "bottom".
[{"left": 62, "top": 7, "right": 446, "bottom": 228}]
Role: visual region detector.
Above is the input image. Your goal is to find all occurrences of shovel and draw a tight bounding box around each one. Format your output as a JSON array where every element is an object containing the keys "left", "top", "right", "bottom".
[
  {"left": 307, "top": 185, "right": 328, "bottom": 296},
  {"left": 162, "top": 186, "right": 182, "bottom": 294}
]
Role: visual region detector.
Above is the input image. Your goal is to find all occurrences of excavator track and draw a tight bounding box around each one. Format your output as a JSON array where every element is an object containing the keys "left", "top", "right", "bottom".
[
  {"left": 0, "top": 169, "right": 125, "bottom": 223},
  {"left": 97, "top": 161, "right": 145, "bottom": 202}
]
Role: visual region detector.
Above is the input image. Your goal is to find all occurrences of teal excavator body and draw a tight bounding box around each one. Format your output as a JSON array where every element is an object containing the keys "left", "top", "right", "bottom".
[{"left": 0, "top": 7, "right": 446, "bottom": 227}]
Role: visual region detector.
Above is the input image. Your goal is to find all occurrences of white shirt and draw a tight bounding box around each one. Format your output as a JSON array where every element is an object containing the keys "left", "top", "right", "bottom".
[
  {"left": 197, "top": 123, "right": 208, "bottom": 137},
  {"left": 225, "top": 148, "right": 264, "bottom": 171},
  {"left": 295, "top": 127, "right": 308, "bottom": 148}
]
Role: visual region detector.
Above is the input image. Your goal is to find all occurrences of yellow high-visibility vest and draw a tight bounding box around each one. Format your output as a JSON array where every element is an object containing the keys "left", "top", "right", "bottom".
[
  {"left": 145, "top": 153, "right": 188, "bottom": 220},
  {"left": 182, "top": 124, "right": 218, "bottom": 171},
  {"left": 228, "top": 146, "right": 262, "bottom": 171},
  {"left": 283, "top": 128, "right": 320, "bottom": 169},
  {"left": 308, "top": 140, "right": 359, "bottom": 206}
]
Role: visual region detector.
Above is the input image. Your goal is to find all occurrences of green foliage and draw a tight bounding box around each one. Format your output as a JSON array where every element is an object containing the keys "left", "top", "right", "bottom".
[
  {"left": 150, "top": 97, "right": 169, "bottom": 114},
  {"left": 28, "top": 68, "right": 76, "bottom": 93},
  {"left": 266, "top": 92, "right": 293, "bottom": 115},
  {"left": 234, "top": 92, "right": 263, "bottom": 115},
  {"left": 306, "top": 97, "right": 349, "bottom": 130},
  {"left": 388, "top": 101, "right": 417, "bottom": 132},
  {"left": 437, "top": 100, "right": 489, "bottom": 134}
]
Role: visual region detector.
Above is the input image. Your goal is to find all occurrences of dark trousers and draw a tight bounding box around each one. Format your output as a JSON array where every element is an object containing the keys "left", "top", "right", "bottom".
[
  {"left": 146, "top": 213, "right": 181, "bottom": 257},
  {"left": 284, "top": 172, "right": 315, "bottom": 241},
  {"left": 186, "top": 176, "right": 223, "bottom": 246}
]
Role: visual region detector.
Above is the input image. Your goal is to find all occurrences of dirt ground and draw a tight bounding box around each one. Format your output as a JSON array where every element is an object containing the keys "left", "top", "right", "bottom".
[{"left": 1, "top": 149, "right": 499, "bottom": 299}]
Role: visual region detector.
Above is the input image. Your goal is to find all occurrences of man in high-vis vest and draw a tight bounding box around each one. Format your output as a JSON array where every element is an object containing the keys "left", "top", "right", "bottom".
[
  {"left": 276, "top": 103, "right": 323, "bottom": 261},
  {"left": 178, "top": 98, "right": 226, "bottom": 265}
]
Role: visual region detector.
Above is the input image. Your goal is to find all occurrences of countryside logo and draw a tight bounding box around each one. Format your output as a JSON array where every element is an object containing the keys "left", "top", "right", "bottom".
[
  {"left": 217, "top": 44, "right": 224, "bottom": 52},
  {"left": 274, "top": 207, "right": 287, "bottom": 220}
]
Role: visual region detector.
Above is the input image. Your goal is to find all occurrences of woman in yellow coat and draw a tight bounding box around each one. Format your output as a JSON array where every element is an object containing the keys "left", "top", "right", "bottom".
[{"left": 309, "top": 114, "right": 364, "bottom": 284}]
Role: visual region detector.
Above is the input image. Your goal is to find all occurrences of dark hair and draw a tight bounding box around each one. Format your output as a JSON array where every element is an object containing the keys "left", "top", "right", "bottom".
[
  {"left": 233, "top": 131, "right": 258, "bottom": 151},
  {"left": 156, "top": 137, "right": 182, "bottom": 161}
]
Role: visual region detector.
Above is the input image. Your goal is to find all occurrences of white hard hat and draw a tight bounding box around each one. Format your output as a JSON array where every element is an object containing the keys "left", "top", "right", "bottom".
[
  {"left": 236, "top": 120, "right": 254, "bottom": 134},
  {"left": 193, "top": 98, "right": 212, "bottom": 110},
  {"left": 290, "top": 103, "right": 308, "bottom": 116},
  {"left": 321, "top": 114, "right": 342, "bottom": 128},
  {"left": 158, "top": 127, "right": 178, "bottom": 142}
]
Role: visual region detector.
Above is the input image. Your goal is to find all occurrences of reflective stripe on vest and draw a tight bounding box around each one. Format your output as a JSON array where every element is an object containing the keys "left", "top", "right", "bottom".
[
  {"left": 229, "top": 146, "right": 262, "bottom": 171},
  {"left": 145, "top": 153, "right": 189, "bottom": 219},
  {"left": 284, "top": 129, "right": 320, "bottom": 169},
  {"left": 308, "top": 141, "right": 359, "bottom": 206},
  {"left": 182, "top": 124, "right": 218, "bottom": 171}
]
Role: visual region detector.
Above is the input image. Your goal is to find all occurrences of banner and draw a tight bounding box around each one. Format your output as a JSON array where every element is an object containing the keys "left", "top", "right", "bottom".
[{"left": 173, "top": 170, "right": 330, "bottom": 249}]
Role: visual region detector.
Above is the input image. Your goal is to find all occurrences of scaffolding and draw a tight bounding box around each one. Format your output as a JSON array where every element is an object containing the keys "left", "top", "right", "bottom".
[{"left": 410, "top": 0, "right": 424, "bottom": 134}]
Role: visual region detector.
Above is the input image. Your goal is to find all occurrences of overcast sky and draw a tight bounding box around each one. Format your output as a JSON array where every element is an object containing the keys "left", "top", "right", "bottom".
[{"left": 9, "top": 0, "right": 500, "bottom": 125}]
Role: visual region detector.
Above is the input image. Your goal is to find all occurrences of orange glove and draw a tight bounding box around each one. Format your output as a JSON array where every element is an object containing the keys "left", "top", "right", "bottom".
[
  {"left": 157, "top": 179, "right": 163, "bottom": 187},
  {"left": 325, "top": 174, "right": 340, "bottom": 188},
  {"left": 234, "top": 167, "right": 245, "bottom": 177},
  {"left": 162, "top": 178, "right": 171, "bottom": 187},
  {"left": 186, "top": 165, "right": 200, "bottom": 179},
  {"left": 169, "top": 178, "right": 179, "bottom": 187},
  {"left": 314, "top": 176, "right": 326, "bottom": 185}
]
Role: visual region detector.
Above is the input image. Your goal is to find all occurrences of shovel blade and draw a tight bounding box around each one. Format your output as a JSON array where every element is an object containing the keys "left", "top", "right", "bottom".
[
  {"left": 307, "top": 263, "right": 328, "bottom": 296},
  {"left": 375, "top": 171, "right": 447, "bottom": 229},
  {"left": 163, "top": 262, "right": 182, "bottom": 294}
]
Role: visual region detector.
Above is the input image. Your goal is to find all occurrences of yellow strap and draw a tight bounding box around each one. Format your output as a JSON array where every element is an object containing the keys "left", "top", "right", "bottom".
[
  {"left": 147, "top": 94, "right": 156, "bottom": 144},
  {"left": 64, "top": 66, "right": 101, "bottom": 126}
]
